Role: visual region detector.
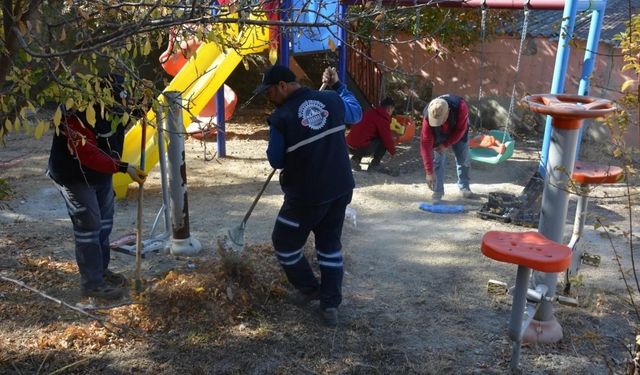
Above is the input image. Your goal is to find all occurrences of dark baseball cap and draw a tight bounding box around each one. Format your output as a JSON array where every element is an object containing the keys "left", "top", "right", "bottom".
[{"left": 254, "top": 65, "right": 297, "bottom": 94}]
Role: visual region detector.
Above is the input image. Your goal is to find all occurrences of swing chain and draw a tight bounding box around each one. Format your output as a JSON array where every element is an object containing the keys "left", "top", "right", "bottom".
[
  {"left": 405, "top": 0, "right": 421, "bottom": 114},
  {"left": 504, "top": 3, "right": 530, "bottom": 143},
  {"left": 473, "top": 1, "right": 488, "bottom": 131},
  {"left": 478, "top": 2, "right": 487, "bottom": 103}
]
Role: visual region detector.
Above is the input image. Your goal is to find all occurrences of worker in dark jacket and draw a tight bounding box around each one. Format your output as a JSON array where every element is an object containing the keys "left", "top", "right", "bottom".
[
  {"left": 47, "top": 74, "right": 146, "bottom": 300},
  {"left": 420, "top": 94, "right": 472, "bottom": 202},
  {"left": 257, "top": 65, "right": 362, "bottom": 327},
  {"left": 346, "top": 97, "right": 397, "bottom": 175}
]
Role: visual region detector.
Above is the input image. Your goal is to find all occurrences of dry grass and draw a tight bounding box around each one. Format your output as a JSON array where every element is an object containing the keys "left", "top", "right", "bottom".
[{"left": 0, "top": 242, "right": 290, "bottom": 373}]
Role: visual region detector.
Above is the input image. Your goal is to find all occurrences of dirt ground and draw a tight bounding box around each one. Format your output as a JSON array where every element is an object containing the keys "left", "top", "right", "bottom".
[{"left": 1, "top": 109, "right": 639, "bottom": 374}]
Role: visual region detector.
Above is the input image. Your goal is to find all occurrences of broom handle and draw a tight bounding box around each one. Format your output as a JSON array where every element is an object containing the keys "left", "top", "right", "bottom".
[
  {"left": 135, "top": 117, "right": 146, "bottom": 291},
  {"left": 241, "top": 168, "right": 276, "bottom": 225}
]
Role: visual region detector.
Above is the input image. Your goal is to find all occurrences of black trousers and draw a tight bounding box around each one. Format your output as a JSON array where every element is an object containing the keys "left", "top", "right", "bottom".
[
  {"left": 348, "top": 138, "right": 386, "bottom": 166},
  {"left": 271, "top": 192, "right": 352, "bottom": 308}
]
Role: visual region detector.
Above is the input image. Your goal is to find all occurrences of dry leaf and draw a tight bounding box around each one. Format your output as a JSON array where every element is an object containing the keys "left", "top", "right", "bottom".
[
  {"left": 34, "top": 121, "right": 46, "bottom": 139},
  {"left": 327, "top": 38, "right": 336, "bottom": 52},
  {"left": 86, "top": 103, "right": 96, "bottom": 126},
  {"left": 621, "top": 79, "right": 636, "bottom": 92},
  {"left": 53, "top": 107, "right": 62, "bottom": 127},
  {"left": 269, "top": 48, "right": 278, "bottom": 65},
  {"left": 65, "top": 97, "right": 75, "bottom": 110}
]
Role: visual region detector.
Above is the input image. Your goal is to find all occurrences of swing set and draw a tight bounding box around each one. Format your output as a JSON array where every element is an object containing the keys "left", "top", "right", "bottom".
[{"left": 468, "top": 4, "right": 531, "bottom": 165}]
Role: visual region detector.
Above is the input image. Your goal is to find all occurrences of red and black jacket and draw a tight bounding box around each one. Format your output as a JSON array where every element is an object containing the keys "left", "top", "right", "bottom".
[{"left": 47, "top": 107, "right": 129, "bottom": 185}]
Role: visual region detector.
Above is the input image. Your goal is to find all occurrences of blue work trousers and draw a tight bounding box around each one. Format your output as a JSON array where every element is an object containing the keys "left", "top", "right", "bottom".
[
  {"left": 272, "top": 192, "right": 352, "bottom": 309},
  {"left": 433, "top": 137, "right": 471, "bottom": 195},
  {"left": 50, "top": 176, "right": 114, "bottom": 289}
]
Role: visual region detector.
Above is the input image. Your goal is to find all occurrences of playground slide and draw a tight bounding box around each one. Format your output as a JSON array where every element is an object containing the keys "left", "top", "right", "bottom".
[{"left": 113, "top": 19, "right": 269, "bottom": 198}]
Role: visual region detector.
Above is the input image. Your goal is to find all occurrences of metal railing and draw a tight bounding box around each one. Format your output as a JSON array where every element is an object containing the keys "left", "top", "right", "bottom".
[{"left": 346, "top": 38, "right": 382, "bottom": 106}]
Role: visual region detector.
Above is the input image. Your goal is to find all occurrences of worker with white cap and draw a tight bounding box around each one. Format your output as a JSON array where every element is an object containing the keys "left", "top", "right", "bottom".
[{"left": 420, "top": 94, "right": 473, "bottom": 202}]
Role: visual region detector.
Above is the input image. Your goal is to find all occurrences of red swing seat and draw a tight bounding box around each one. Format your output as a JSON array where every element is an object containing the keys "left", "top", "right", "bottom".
[{"left": 470, "top": 134, "right": 507, "bottom": 155}]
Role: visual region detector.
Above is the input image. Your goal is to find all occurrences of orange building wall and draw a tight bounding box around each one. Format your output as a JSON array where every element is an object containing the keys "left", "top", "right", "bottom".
[{"left": 370, "top": 34, "right": 630, "bottom": 101}]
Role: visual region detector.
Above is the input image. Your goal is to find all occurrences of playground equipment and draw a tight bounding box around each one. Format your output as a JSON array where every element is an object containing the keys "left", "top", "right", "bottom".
[
  {"left": 113, "top": 94, "right": 203, "bottom": 257},
  {"left": 391, "top": 115, "right": 416, "bottom": 144},
  {"left": 159, "top": 28, "right": 240, "bottom": 143},
  {"left": 469, "top": 4, "right": 530, "bottom": 164},
  {"left": 471, "top": 0, "right": 610, "bottom": 228},
  {"left": 481, "top": 230, "right": 574, "bottom": 370},
  {"left": 159, "top": 27, "right": 201, "bottom": 77},
  {"left": 113, "top": 15, "right": 269, "bottom": 198},
  {"left": 186, "top": 84, "right": 239, "bottom": 142},
  {"left": 563, "top": 161, "right": 624, "bottom": 292},
  {"left": 482, "top": 93, "right": 615, "bottom": 369}
]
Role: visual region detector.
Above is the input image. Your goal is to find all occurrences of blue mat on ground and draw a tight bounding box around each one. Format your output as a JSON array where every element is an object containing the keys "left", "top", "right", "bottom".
[{"left": 419, "top": 203, "right": 466, "bottom": 214}]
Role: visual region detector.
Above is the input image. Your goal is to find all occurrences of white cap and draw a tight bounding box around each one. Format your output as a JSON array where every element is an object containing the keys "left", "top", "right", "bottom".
[{"left": 427, "top": 98, "right": 449, "bottom": 127}]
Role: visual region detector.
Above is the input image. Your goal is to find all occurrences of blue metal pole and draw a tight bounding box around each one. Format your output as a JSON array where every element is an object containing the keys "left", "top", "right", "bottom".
[
  {"left": 210, "top": 0, "right": 227, "bottom": 158},
  {"left": 216, "top": 87, "right": 226, "bottom": 157},
  {"left": 575, "top": 4, "right": 607, "bottom": 158},
  {"left": 538, "top": 0, "right": 579, "bottom": 175},
  {"left": 338, "top": 3, "right": 347, "bottom": 82},
  {"left": 279, "top": 0, "right": 290, "bottom": 66}
]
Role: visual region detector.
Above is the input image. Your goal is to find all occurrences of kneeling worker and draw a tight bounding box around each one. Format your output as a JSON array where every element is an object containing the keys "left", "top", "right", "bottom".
[{"left": 346, "top": 97, "right": 398, "bottom": 176}]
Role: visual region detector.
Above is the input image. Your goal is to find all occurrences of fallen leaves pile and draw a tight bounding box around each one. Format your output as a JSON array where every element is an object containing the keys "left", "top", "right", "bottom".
[
  {"left": 109, "top": 242, "right": 288, "bottom": 332},
  {"left": 1, "top": 242, "right": 289, "bottom": 356}
]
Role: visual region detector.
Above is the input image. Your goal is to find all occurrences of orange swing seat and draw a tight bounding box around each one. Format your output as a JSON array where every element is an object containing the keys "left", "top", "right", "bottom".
[
  {"left": 470, "top": 134, "right": 507, "bottom": 154},
  {"left": 391, "top": 115, "right": 416, "bottom": 144}
]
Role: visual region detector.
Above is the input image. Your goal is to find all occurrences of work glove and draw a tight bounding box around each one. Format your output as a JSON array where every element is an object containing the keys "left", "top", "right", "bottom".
[
  {"left": 322, "top": 67, "right": 339, "bottom": 88},
  {"left": 426, "top": 173, "right": 435, "bottom": 191},
  {"left": 127, "top": 165, "right": 147, "bottom": 184}
]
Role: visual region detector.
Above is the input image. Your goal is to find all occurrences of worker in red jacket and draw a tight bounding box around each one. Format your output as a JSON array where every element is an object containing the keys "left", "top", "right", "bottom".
[
  {"left": 420, "top": 94, "right": 472, "bottom": 202},
  {"left": 47, "top": 74, "right": 147, "bottom": 300},
  {"left": 346, "top": 97, "right": 398, "bottom": 176}
]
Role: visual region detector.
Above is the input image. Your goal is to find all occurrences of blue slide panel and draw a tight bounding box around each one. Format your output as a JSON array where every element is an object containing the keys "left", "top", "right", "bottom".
[{"left": 291, "top": 0, "right": 340, "bottom": 54}]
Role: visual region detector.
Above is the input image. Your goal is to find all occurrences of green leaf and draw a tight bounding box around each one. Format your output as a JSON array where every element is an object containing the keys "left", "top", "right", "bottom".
[
  {"left": 143, "top": 39, "right": 152, "bottom": 56},
  {"left": 156, "top": 33, "right": 164, "bottom": 49}
]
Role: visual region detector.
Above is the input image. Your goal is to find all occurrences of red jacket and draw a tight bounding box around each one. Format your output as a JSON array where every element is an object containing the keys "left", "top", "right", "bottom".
[
  {"left": 62, "top": 114, "right": 127, "bottom": 174},
  {"left": 420, "top": 99, "right": 469, "bottom": 175},
  {"left": 48, "top": 111, "right": 129, "bottom": 185},
  {"left": 346, "top": 106, "right": 396, "bottom": 156}
]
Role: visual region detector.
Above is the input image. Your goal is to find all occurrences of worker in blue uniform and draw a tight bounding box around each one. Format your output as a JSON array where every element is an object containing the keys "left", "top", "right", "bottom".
[{"left": 255, "top": 65, "right": 362, "bottom": 327}]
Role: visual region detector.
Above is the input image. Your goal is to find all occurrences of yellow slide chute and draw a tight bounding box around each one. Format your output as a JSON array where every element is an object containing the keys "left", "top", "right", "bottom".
[{"left": 113, "top": 16, "right": 269, "bottom": 198}]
